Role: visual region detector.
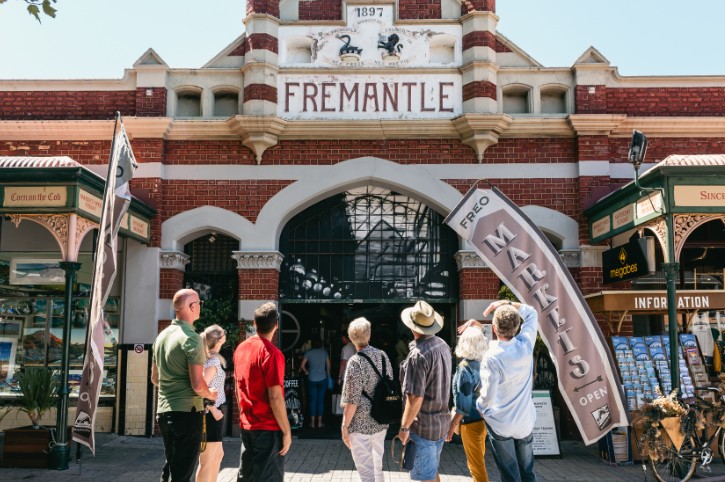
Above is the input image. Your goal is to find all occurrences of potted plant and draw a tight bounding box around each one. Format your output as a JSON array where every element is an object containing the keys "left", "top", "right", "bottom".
[{"left": 2, "top": 366, "right": 60, "bottom": 468}]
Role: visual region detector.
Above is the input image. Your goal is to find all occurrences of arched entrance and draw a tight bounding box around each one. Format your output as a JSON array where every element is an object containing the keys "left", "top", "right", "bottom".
[{"left": 278, "top": 186, "right": 459, "bottom": 375}]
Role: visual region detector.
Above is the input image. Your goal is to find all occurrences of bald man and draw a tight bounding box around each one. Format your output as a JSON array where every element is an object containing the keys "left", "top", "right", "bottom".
[{"left": 152, "top": 288, "right": 218, "bottom": 482}]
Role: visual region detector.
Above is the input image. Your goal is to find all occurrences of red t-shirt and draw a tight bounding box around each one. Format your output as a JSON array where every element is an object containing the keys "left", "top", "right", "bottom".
[{"left": 233, "top": 335, "right": 286, "bottom": 431}]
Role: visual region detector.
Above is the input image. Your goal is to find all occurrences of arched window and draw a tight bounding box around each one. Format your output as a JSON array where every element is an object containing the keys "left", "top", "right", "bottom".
[{"left": 279, "top": 186, "right": 459, "bottom": 302}]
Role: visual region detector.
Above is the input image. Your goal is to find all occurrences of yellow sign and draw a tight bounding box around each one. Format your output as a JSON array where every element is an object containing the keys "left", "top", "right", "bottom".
[
  {"left": 4, "top": 186, "right": 67, "bottom": 207},
  {"left": 130, "top": 215, "right": 149, "bottom": 239},
  {"left": 674, "top": 185, "right": 725, "bottom": 207},
  {"left": 78, "top": 189, "right": 103, "bottom": 218}
]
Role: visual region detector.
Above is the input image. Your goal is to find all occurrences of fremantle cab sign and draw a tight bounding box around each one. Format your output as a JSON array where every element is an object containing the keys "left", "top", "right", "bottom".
[{"left": 279, "top": 74, "right": 461, "bottom": 120}]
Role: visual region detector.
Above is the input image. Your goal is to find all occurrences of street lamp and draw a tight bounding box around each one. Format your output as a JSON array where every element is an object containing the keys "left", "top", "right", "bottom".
[{"left": 628, "top": 130, "right": 680, "bottom": 392}]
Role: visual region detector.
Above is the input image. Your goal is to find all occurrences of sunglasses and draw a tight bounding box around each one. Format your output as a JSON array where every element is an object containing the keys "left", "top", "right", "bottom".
[{"left": 189, "top": 300, "right": 205, "bottom": 309}]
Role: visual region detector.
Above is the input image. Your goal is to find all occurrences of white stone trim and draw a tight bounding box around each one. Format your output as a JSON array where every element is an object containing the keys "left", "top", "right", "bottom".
[
  {"left": 580, "top": 245, "right": 608, "bottom": 268},
  {"left": 232, "top": 251, "right": 284, "bottom": 270},
  {"left": 454, "top": 251, "right": 488, "bottom": 269},
  {"left": 519, "top": 205, "right": 579, "bottom": 250},
  {"left": 559, "top": 249, "right": 581, "bottom": 268},
  {"left": 161, "top": 206, "right": 251, "bottom": 251},
  {"left": 159, "top": 251, "right": 190, "bottom": 271}
]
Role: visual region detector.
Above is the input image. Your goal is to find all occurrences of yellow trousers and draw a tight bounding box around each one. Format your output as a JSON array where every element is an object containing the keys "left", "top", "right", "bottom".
[{"left": 460, "top": 420, "right": 489, "bottom": 482}]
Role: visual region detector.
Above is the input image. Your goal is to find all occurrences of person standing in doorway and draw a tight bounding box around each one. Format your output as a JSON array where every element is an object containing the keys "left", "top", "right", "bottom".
[
  {"left": 300, "top": 339, "right": 331, "bottom": 429},
  {"left": 460, "top": 300, "right": 539, "bottom": 482},
  {"left": 338, "top": 328, "right": 356, "bottom": 386},
  {"left": 234, "top": 302, "right": 291, "bottom": 482},
  {"left": 398, "top": 300, "right": 451, "bottom": 482},
  {"left": 152, "top": 288, "right": 218, "bottom": 482}
]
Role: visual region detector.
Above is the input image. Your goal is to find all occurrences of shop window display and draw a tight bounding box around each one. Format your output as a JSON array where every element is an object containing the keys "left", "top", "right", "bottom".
[{"left": 0, "top": 296, "right": 119, "bottom": 399}]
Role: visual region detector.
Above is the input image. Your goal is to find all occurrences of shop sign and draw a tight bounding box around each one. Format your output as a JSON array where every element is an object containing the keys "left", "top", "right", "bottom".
[
  {"left": 78, "top": 189, "right": 103, "bottom": 218},
  {"left": 602, "top": 237, "right": 655, "bottom": 284},
  {"left": 532, "top": 390, "right": 560, "bottom": 456},
  {"left": 591, "top": 216, "right": 611, "bottom": 239},
  {"left": 589, "top": 291, "right": 725, "bottom": 312},
  {"left": 635, "top": 191, "right": 664, "bottom": 223},
  {"left": 674, "top": 185, "right": 725, "bottom": 207},
  {"left": 129, "top": 215, "right": 149, "bottom": 239},
  {"left": 612, "top": 204, "right": 634, "bottom": 230},
  {"left": 4, "top": 186, "right": 67, "bottom": 207}
]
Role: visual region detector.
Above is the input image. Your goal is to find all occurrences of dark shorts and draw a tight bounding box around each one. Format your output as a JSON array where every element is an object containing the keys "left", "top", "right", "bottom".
[{"left": 205, "top": 408, "right": 225, "bottom": 442}]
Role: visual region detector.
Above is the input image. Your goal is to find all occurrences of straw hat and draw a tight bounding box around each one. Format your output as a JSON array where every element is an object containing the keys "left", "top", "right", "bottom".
[{"left": 401, "top": 300, "right": 444, "bottom": 335}]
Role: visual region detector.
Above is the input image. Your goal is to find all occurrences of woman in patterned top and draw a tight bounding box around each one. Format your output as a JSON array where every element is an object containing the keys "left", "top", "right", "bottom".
[
  {"left": 340, "top": 317, "right": 393, "bottom": 482},
  {"left": 196, "top": 324, "right": 227, "bottom": 482}
]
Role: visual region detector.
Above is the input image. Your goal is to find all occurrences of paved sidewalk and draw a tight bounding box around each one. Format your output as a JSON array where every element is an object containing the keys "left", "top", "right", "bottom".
[{"left": 2, "top": 432, "right": 724, "bottom": 481}]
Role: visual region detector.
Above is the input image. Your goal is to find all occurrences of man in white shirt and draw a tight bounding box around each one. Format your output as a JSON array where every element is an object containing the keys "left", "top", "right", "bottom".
[
  {"left": 338, "top": 329, "right": 356, "bottom": 386},
  {"left": 463, "top": 299, "right": 538, "bottom": 482}
]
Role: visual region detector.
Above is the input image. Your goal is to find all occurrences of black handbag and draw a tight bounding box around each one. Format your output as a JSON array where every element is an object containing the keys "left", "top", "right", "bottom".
[{"left": 391, "top": 436, "right": 416, "bottom": 471}]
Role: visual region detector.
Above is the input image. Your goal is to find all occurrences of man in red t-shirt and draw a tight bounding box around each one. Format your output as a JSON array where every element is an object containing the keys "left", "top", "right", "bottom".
[{"left": 234, "top": 302, "right": 291, "bottom": 482}]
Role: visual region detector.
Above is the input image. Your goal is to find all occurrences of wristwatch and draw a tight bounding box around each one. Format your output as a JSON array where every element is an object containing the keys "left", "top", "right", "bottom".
[{"left": 400, "top": 426, "right": 409, "bottom": 432}]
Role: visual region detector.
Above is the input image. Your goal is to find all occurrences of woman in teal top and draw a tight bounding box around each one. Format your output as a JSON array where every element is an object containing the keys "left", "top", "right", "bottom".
[{"left": 446, "top": 325, "right": 490, "bottom": 482}]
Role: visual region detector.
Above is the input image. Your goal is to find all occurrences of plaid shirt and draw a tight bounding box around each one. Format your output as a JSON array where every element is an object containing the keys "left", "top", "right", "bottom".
[{"left": 400, "top": 335, "right": 451, "bottom": 441}]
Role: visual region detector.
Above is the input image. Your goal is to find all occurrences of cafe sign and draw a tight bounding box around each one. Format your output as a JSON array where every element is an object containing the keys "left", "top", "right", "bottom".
[{"left": 3, "top": 186, "right": 67, "bottom": 207}]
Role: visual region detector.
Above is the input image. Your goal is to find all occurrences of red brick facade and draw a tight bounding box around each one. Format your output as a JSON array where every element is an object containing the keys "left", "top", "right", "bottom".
[
  {"left": 299, "top": 0, "right": 341, "bottom": 20},
  {"left": 159, "top": 269, "right": 185, "bottom": 299},
  {"left": 0, "top": 90, "right": 136, "bottom": 120},
  {"left": 459, "top": 268, "right": 501, "bottom": 300},
  {"left": 398, "top": 0, "right": 441, "bottom": 19},
  {"left": 462, "top": 31, "right": 497, "bottom": 51},
  {"left": 461, "top": 0, "right": 496, "bottom": 14},
  {"left": 577, "top": 86, "right": 725, "bottom": 116},
  {"left": 238, "top": 269, "right": 279, "bottom": 300},
  {"left": 242, "top": 33, "right": 279, "bottom": 55},
  {"left": 462, "top": 81, "right": 497, "bottom": 101},
  {"left": 246, "top": 0, "right": 279, "bottom": 17},
  {"left": 243, "top": 84, "right": 277, "bottom": 103},
  {"left": 135, "top": 88, "right": 167, "bottom": 117}
]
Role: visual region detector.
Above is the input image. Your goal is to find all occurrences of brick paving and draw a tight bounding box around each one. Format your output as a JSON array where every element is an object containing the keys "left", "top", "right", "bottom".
[{"left": 2, "top": 432, "right": 725, "bottom": 481}]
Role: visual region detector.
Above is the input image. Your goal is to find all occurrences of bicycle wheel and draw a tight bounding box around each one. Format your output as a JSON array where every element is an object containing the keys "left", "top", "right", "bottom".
[{"left": 650, "top": 436, "right": 697, "bottom": 482}]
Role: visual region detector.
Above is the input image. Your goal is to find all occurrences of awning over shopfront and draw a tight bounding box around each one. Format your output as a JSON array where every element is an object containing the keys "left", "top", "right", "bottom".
[
  {"left": 585, "top": 290, "right": 725, "bottom": 334},
  {"left": 0, "top": 156, "right": 154, "bottom": 247}
]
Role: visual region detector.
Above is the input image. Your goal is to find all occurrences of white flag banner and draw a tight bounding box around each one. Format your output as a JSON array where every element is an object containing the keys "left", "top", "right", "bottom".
[
  {"left": 445, "top": 185, "right": 628, "bottom": 445},
  {"left": 72, "top": 118, "right": 137, "bottom": 453}
]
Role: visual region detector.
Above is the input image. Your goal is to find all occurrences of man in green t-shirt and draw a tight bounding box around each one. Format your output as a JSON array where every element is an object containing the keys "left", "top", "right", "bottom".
[{"left": 152, "top": 288, "right": 218, "bottom": 482}]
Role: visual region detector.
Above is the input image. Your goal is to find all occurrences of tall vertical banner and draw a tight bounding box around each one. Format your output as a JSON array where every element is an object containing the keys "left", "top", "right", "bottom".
[
  {"left": 445, "top": 185, "right": 628, "bottom": 445},
  {"left": 72, "top": 115, "right": 137, "bottom": 453}
]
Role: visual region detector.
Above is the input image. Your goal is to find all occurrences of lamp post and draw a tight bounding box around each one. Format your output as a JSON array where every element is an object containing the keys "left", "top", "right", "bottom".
[
  {"left": 49, "top": 261, "right": 81, "bottom": 470},
  {"left": 628, "top": 130, "right": 679, "bottom": 392}
]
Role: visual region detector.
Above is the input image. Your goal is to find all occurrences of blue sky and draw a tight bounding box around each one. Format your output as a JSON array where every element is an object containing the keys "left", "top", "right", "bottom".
[{"left": 1, "top": 0, "right": 723, "bottom": 79}]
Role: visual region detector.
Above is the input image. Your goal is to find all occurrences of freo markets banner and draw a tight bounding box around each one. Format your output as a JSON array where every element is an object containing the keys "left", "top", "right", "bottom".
[{"left": 445, "top": 186, "right": 628, "bottom": 445}]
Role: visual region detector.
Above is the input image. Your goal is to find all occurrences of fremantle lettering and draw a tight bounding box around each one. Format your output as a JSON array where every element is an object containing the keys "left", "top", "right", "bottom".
[{"left": 284, "top": 81, "right": 455, "bottom": 113}]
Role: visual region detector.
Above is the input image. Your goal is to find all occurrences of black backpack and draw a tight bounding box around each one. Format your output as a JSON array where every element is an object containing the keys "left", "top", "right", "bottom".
[{"left": 357, "top": 351, "right": 403, "bottom": 425}]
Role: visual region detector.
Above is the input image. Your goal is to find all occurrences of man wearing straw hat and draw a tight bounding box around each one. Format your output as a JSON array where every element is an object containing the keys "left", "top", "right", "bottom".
[{"left": 397, "top": 300, "right": 451, "bottom": 482}]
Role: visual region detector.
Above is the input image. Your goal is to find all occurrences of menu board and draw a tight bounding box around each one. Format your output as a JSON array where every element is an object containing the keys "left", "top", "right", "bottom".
[{"left": 532, "top": 390, "right": 560, "bottom": 456}]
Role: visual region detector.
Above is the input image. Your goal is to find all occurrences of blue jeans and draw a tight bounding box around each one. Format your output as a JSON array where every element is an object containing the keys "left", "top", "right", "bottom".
[
  {"left": 486, "top": 425, "right": 537, "bottom": 482},
  {"left": 307, "top": 378, "right": 326, "bottom": 417},
  {"left": 409, "top": 432, "right": 444, "bottom": 481}
]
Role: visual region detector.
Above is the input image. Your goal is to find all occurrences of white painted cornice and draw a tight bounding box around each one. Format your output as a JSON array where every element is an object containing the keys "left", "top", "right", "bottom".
[
  {"left": 0, "top": 117, "right": 172, "bottom": 141},
  {"left": 453, "top": 113, "right": 512, "bottom": 162},
  {"left": 0, "top": 73, "right": 136, "bottom": 91},
  {"left": 505, "top": 117, "right": 573, "bottom": 137},
  {"left": 232, "top": 251, "right": 284, "bottom": 270},
  {"left": 159, "top": 251, "right": 190, "bottom": 271},
  {"left": 567, "top": 114, "right": 627, "bottom": 136},
  {"left": 454, "top": 251, "right": 488, "bottom": 269},
  {"left": 227, "top": 115, "right": 288, "bottom": 163},
  {"left": 611, "top": 117, "right": 725, "bottom": 138}
]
